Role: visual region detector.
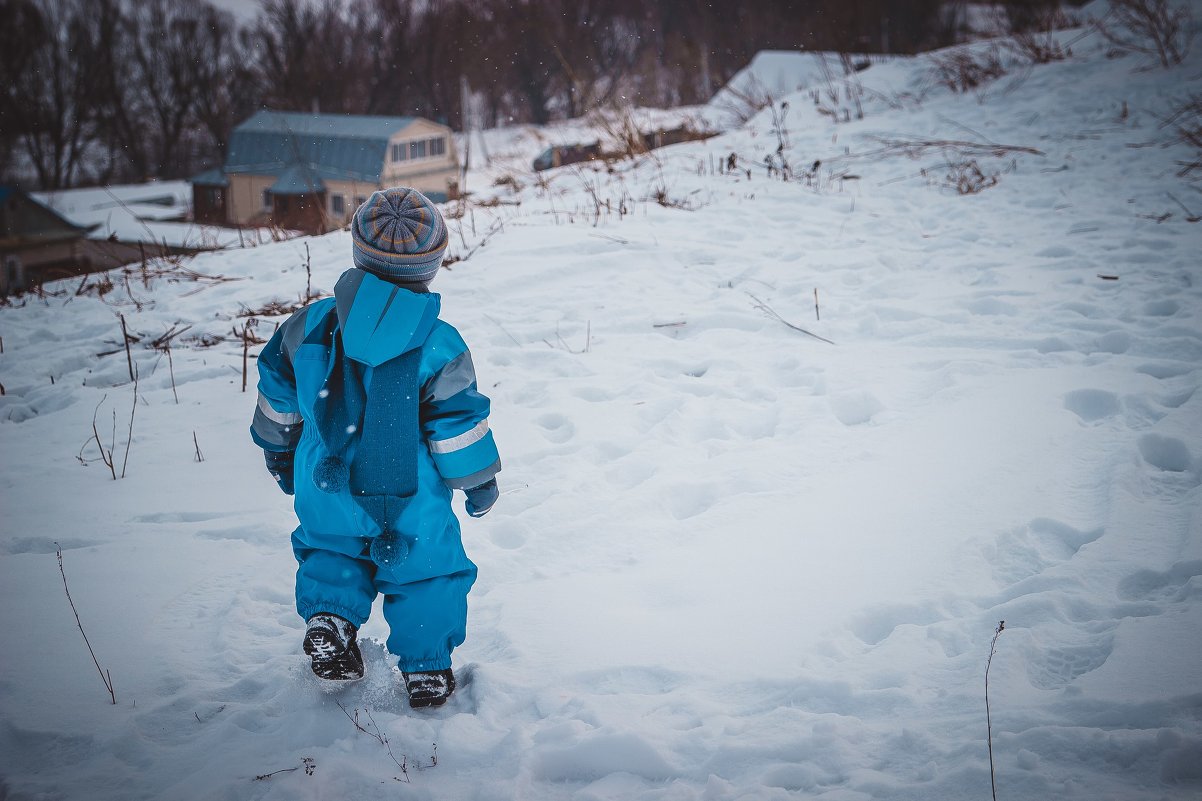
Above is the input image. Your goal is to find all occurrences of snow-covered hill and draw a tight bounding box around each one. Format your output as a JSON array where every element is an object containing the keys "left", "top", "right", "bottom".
[{"left": 2, "top": 12, "right": 1201, "bottom": 801}]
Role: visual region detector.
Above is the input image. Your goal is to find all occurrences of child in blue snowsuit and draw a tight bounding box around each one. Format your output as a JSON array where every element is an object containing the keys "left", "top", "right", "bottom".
[{"left": 250, "top": 187, "right": 500, "bottom": 708}]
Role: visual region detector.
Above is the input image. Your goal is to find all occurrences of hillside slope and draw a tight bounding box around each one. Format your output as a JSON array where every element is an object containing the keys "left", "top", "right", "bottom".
[{"left": 2, "top": 13, "right": 1201, "bottom": 800}]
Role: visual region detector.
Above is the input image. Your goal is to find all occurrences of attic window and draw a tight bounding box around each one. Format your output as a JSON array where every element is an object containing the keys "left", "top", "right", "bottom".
[{"left": 390, "top": 136, "right": 447, "bottom": 165}]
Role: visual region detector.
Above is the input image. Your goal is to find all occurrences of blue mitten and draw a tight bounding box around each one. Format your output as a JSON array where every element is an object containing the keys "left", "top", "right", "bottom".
[
  {"left": 464, "top": 479, "right": 498, "bottom": 518},
  {"left": 263, "top": 449, "right": 295, "bottom": 495}
]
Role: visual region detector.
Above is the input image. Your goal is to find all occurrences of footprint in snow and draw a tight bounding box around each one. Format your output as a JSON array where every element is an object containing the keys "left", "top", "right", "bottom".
[
  {"left": 1063, "top": 389, "right": 1121, "bottom": 423},
  {"left": 489, "top": 521, "right": 529, "bottom": 550},
  {"left": 829, "top": 390, "right": 883, "bottom": 426},
  {"left": 2, "top": 536, "right": 100, "bottom": 555},
  {"left": 1137, "top": 434, "right": 1195, "bottom": 475},
  {"left": 1023, "top": 623, "right": 1116, "bottom": 691},
  {"left": 1135, "top": 362, "right": 1193, "bottom": 380},
  {"left": 1117, "top": 560, "right": 1202, "bottom": 605},
  {"left": 987, "top": 518, "right": 1103, "bottom": 586},
  {"left": 131, "top": 510, "right": 233, "bottom": 524},
  {"left": 536, "top": 412, "right": 575, "bottom": 443}
]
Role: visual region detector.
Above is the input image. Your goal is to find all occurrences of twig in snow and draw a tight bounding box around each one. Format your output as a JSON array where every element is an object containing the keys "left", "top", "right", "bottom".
[
  {"left": 444, "top": 218, "right": 503, "bottom": 267},
  {"left": 986, "top": 620, "right": 1005, "bottom": 801},
  {"left": 483, "top": 314, "right": 522, "bottom": 347},
  {"left": 1166, "top": 192, "right": 1200, "bottom": 222},
  {"left": 119, "top": 314, "right": 134, "bottom": 382},
  {"left": 747, "top": 293, "right": 835, "bottom": 345},
  {"left": 77, "top": 396, "right": 117, "bottom": 479},
  {"left": 233, "top": 319, "right": 265, "bottom": 393},
  {"left": 254, "top": 758, "right": 315, "bottom": 781},
  {"left": 193, "top": 431, "right": 205, "bottom": 462},
  {"left": 303, "top": 243, "right": 314, "bottom": 303},
  {"left": 334, "top": 701, "right": 436, "bottom": 782},
  {"left": 549, "top": 321, "right": 591, "bottom": 353},
  {"left": 56, "top": 543, "right": 116, "bottom": 704},
  {"left": 120, "top": 365, "right": 138, "bottom": 479},
  {"left": 588, "top": 232, "right": 631, "bottom": 245},
  {"left": 866, "top": 136, "right": 1044, "bottom": 159}
]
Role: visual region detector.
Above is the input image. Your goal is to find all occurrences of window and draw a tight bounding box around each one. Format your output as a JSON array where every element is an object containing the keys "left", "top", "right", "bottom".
[
  {"left": 262, "top": 189, "right": 272, "bottom": 212},
  {"left": 330, "top": 193, "right": 345, "bottom": 215},
  {"left": 355, "top": 195, "right": 368, "bottom": 208},
  {"left": 389, "top": 136, "right": 446, "bottom": 166},
  {"left": 276, "top": 196, "right": 290, "bottom": 213}
]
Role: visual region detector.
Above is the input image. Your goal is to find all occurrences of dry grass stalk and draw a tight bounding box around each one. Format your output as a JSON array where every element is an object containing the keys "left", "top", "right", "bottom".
[{"left": 56, "top": 543, "right": 116, "bottom": 704}]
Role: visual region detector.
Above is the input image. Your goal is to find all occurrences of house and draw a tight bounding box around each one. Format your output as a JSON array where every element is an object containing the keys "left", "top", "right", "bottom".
[
  {"left": 0, "top": 185, "right": 96, "bottom": 296},
  {"left": 32, "top": 181, "right": 260, "bottom": 280},
  {"left": 193, "top": 111, "right": 461, "bottom": 234}
]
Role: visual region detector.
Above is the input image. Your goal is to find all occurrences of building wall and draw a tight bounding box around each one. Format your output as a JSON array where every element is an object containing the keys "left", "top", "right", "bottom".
[
  {"left": 227, "top": 174, "right": 277, "bottom": 226},
  {"left": 272, "top": 192, "right": 326, "bottom": 234},
  {"left": 383, "top": 120, "right": 461, "bottom": 201},
  {"left": 322, "top": 179, "right": 385, "bottom": 228},
  {"left": 2, "top": 239, "right": 89, "bottom": 295}
]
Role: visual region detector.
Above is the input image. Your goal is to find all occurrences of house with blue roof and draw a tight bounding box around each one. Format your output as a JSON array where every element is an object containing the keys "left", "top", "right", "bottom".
[{"left": 192, "top": 111, "right": 459, "bottom": 234}]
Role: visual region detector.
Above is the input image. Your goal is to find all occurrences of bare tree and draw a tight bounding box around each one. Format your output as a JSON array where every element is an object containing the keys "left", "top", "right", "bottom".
[
  {"left": 9, "top": 0, "right": 105, "bottom": 188},
  {"left": 192, "top": 9, "right": 260, "bottom": 164},
  {"left": 253, "top": 0, "right": 358, "bottom": 114},
  {"left": 124, "top": 0, "right": 211, "bottom": 177},
  {"left": 0, "top": 0, "right": 48, "bottom": 178}
]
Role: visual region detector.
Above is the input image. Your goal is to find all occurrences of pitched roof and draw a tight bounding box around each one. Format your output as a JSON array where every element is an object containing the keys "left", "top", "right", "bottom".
[
  {"left": 223, "top": 110, "right": 421, "bottom": 188},
  {"left": 269, "top": 164, "right": 325, "bottom": 194},
  {"left": 0, "top": 184, "right": 94, "bottom": 249},
  {"left": 189, "top": 168, "right": 228, "bottom": 187}
]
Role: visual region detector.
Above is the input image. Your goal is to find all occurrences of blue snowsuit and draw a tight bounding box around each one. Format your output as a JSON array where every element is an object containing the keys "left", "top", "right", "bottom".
[{"left": 251, "top": 268, "right": 500, "bottom": 672}]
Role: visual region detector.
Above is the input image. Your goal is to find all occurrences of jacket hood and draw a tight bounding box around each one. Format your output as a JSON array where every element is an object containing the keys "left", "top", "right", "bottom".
[{"left": 333, "top": 268, "right": 441, "bottom": 366}]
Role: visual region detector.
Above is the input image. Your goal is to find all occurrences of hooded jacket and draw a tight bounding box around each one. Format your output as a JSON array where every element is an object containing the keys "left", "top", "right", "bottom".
[{"left": 251, "top": 268, "right": 500, "bottom": 580}]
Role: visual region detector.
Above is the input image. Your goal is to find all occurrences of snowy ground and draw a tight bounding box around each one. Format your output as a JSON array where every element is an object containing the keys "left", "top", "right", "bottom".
[{"left": 2, "top": 12, "right": 1201, "bottom": 801}]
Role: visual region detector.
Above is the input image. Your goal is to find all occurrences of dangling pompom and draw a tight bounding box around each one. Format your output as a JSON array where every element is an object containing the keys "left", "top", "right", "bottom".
[
  {"left": 312, "top": 455, "right": 349, "bottom": 493},
  {"left": 370, "top": 531, "right": 410, "bottom": 568}
]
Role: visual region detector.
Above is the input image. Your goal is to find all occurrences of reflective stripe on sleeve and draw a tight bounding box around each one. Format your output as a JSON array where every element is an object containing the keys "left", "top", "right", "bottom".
[
  {"left": 257, "top": 392, "right": 302, "bottom": 425},
  {"left": 428, "top": 419, "right": 489, "bottom": 454}
]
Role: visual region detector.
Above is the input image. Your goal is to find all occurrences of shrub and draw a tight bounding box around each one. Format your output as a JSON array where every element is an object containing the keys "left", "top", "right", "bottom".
[{"left": 1097, "top": 0, "right": 1193, "bottom": 68}]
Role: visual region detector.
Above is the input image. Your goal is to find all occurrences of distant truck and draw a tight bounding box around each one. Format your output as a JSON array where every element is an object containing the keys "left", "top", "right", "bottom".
[{"left": 532, "top": 126, "right": 715, "bottom": 171}]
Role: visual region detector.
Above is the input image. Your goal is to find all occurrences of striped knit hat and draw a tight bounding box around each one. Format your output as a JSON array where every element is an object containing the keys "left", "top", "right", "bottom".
[{"left": 350, "top": 187, "right": 448, "bottom": 285}]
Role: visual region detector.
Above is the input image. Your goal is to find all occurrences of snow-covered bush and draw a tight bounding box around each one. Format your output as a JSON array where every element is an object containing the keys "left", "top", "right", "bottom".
[
  {"left": 928, "top": 45, "right": 1008, "bottom": 94},
  {"left": 1096, "top": 0, "right": 1194, "bottom": 68}
]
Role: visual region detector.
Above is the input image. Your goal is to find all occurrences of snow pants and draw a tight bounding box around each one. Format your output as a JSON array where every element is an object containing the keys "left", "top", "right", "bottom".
[{"left": 292, "top": 529, "right": 477, "bottom": 672}]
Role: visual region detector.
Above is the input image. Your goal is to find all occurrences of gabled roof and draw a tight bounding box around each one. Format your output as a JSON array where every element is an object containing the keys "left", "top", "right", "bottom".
[
  {"left": 189, "top": 168, "right": 228, "bottom": 187},
  {"left": 269, "top": 164, "right": 324, "bottom": 194},
  {"left": 222, "top": 110, "right": 422, "bottom": 189},
  {"left": 0, "top": 184, "right": 95, "bottom": 249}
]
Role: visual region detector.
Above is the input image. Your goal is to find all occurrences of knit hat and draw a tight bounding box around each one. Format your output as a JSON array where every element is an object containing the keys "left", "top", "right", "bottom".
[{"left": 350, "top": 187, "right": 448, "bottom": 285}]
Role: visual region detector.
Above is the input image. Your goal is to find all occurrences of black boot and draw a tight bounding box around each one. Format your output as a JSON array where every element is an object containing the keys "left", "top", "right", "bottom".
[
  {"left": 402, "top": 669, "right": 455, "bottom": 708},
  {"left": 303, "top": 613, "right": 365, "bottom": 681}
]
